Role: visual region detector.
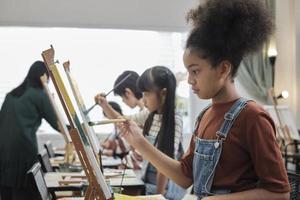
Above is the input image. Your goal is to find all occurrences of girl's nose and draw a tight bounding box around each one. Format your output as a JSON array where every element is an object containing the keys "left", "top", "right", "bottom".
[{"left": 187, "top": 74, "right": 195, "bottom": 85}]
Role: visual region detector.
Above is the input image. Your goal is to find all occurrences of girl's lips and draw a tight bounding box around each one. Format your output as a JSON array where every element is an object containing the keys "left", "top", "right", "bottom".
[{"left": 192, "top": 88, "right": 199, "bottom": 93}]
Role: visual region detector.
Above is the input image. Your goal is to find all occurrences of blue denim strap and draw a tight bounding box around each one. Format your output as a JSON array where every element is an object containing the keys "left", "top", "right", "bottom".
[
  {"left": 216, "top": 98, "right": 249, "bottom": 139},
  {"left": 193, "top": 104, "right": 212, "bottom": 136}
]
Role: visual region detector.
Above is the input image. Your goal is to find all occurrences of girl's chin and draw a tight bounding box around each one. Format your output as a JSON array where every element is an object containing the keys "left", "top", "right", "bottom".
[
  {"left": 197, "top": 93, "right": 211, "bottom": 100},
  {"left": 194, "top": 92, "right": 202, "bottom": 98}
]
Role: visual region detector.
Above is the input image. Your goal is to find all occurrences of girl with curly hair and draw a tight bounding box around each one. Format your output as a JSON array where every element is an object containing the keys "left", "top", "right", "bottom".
[{"left": 119, "top": 0, "right": 290, "bottom": 199}]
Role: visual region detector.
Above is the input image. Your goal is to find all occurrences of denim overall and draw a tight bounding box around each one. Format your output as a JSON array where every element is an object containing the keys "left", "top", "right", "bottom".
[
  {"left": 144, "top": 134, "right": 159, "bottom": 195},
  {"left": 144, "top": 135, "right": 186, "bottom": 199},
  {"left": 193, "top": 98, "right": 248, "bottom": 199}
]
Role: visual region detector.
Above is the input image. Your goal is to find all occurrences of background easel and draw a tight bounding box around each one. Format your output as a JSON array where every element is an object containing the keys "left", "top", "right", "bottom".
[
  {"left": 268, "top": 88, "right": 292, "bottom": 148},
  {"left": 268, "top": 88, "right": 300, "bottom": 172},
  {"left": 42, "top": 46, "right": 112, "bottom": 200},
  {"left": 40, "top": 74, "right": 75, "bottom": 164},
  {"left": 63, "top": 61, "right": 102, "bottom": 167}
]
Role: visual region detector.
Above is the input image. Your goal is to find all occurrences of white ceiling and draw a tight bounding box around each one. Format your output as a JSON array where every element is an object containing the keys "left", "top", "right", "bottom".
[{"left": 0, "top": 0, "right": 199, "bottom": 31}]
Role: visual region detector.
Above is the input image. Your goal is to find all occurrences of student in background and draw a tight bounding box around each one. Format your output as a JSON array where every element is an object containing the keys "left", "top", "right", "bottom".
[
  {"left": 101, "top": 101, "right": 130, "bottom": 158},
  {"left": 0, "top": 61, "right": 60, "bottom": 200},
  {"left": 96, "top": 66, "right": 186, "bottom": 199},
  {"left": 95, "top": 70, "right": 146, "bottom": 169},
  {"left": 119, "top": 0, "right": 290, "bottom": 199},
  {"left": 114, "top": 70, "right": 144, "bottom": 110}
]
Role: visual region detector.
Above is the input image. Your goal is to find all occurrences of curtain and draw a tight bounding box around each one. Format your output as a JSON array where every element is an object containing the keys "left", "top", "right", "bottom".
[{"left": 236, "top": 0, "right": 275, "bottom": 104}]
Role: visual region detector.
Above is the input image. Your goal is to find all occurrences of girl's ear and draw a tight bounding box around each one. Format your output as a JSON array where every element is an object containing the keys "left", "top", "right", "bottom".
[
  {"left": 218, "top": 60, "right": 232, "bottom": 80},
  {"left": 124, "top": 88, "right": 133, "bottom": 98}
]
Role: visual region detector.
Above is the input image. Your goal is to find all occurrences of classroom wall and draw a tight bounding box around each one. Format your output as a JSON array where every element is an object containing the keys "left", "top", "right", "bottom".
[
  {"left": 295, "top": 1, "right": 300, "bottom": 129},
  {"left": 275, "top": 0, "right": 300, "bottom": 128}
]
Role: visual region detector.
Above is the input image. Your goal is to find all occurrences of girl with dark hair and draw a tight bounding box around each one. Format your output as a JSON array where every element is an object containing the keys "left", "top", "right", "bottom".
[
  {"left": 119, "top": 0, "right": 290, "bottom": 199},
  {"left": 0, "top": 61, "right": 59, "bottom": 200},
  {"left": 135, "top": 66, "right": 185, "bottom": 198},
  {"left": 95, "top": 66, "right": 185, "bottom": 199}
]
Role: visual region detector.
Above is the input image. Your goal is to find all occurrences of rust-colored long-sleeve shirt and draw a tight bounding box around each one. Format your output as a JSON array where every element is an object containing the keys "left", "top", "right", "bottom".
[{"left": 181, "top": 100, "right": 290, "bottom": 193}]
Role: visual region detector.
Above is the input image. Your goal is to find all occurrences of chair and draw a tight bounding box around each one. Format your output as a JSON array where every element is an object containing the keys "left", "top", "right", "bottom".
[
  {"left": 44, "top": 141, "right": 56, "bottom": 158},
  {"left": 38, "top": 149, "right": 54, "bottom": 172},
  {"left": 27, "top": 163, "right": 84, "bottom": 200},
  {"left": 27, "top": 162, "right": 52, "bottom": 200},
  {"left": 44, "top": 141, "right": 64, "bottom": 158},
  {"left": 284, "top": 141, "right": 300, "bottom": 173},
  {"left": 287, "top": 171, "right": 300, "bottom": 200}
]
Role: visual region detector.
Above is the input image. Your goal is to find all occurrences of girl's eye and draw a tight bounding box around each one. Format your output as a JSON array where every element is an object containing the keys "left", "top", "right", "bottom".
[
  {"left": 143, "top": 92, "right": 149, "bottom": 97},
  {"left": 192, "top": 70, "right": 199, "bottom": 75}
]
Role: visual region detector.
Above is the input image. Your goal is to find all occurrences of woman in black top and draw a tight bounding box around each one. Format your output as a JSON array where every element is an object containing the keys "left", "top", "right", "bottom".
[{"left": 0, "top": 61, "right": 59, "bottom": 200}]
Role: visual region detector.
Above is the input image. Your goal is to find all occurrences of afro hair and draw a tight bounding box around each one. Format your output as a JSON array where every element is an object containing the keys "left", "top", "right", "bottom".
[{"left": 186, "top": 0, "right": 274, "bottom": 77}]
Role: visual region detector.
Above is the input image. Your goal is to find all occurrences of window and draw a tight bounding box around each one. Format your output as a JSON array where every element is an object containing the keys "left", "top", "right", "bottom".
[{"left": 0, "top": 27, "right": 190, "bottom": 134}]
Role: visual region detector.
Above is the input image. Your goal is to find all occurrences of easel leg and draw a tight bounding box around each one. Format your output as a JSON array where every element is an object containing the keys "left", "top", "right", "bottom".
[{"left": 85, "top": 186, "right": 92, "bottom": 200}]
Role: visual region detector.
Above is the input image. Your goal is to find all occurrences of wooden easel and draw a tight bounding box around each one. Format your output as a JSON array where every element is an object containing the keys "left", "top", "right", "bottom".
[
  {"left": 62, "top": 61, "right": 102, "bottom": 165},
  {"left": 42, "top": 46, "right": 112, "bottom": 200},
  {"left": 269, "top": 88, "right": 292, "bottom": 148},
  {"left": 40, "top": 74, "right": 75, "bottom": 164}
]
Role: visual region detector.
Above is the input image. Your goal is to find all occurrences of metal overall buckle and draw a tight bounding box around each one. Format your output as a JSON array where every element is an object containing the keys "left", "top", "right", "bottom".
[{"left": 215, "top": 131, "right": 225, "bottom": 149}]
